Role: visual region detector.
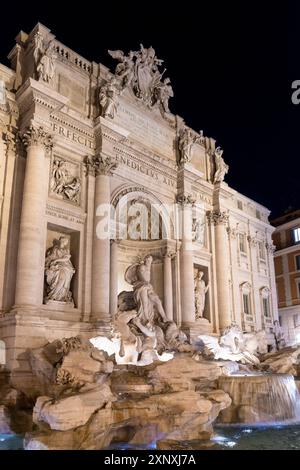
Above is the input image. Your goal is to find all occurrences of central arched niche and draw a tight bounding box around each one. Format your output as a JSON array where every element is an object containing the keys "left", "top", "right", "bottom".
[{"left": 111, "top": 185, "right": 174, "bottom": 241}]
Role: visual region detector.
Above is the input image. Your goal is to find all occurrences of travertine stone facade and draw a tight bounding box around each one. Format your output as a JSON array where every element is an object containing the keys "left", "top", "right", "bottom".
[{"left": 0, "top": 23, "right": 278, "bottom": 384}]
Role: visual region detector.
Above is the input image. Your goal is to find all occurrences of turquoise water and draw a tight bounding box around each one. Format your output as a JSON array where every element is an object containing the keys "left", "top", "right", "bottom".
[
  {"left": 212, "top": 424, "right": 300, "bottom": 450},
  {"left": 0, "top": 434, "right": 24, "bottom": 450},
  {"left": 2, "top": 426, "right": 300, "bottom": 450}
]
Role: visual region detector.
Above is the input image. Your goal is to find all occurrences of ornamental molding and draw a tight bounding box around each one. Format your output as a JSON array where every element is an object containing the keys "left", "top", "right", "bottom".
[
  {"left": 207, "top": 210, "right": 229, "bottom": 225},
  {"left": 21, "top": 124, "right": 53, "bottom": 151}
]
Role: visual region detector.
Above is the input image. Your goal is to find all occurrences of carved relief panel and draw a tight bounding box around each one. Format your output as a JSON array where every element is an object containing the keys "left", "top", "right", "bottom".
[{"left": 49, "top": 156, "right": 82, "bottom": 206}]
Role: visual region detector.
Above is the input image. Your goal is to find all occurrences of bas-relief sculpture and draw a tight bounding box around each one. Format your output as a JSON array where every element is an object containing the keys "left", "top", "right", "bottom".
[
  {"left": 50, "top": 158, "right": 81, "bottom": 204},
  {"left": 213, "top": 146, "right": 229, "bottom": 184},
  {"left": 194, "top": 270, "right": 209, "bottom": 319},
  {"left": 44, "top": 236, "right": 75, "bottom": 304},
  {"left": 106, "top": 44, "right": 174, "bottom": 116},
  {"left": 91, "top": 254, "right": 192, "bottom": 366},
  {"left": 199, "top": 324, "right": 268, "bottom": 365}
]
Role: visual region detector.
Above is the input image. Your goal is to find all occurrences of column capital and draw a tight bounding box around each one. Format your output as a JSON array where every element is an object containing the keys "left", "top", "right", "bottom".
[
  {"left": 3, "top": 129, "right": 17, "bottom": 153},
  {"left": 176, "top": 194, "right": 195, "bottom": 206},
  {"left": 207, "top": 210, "right": 229, "bottom": 226},
  {"left": 163, "top": 248, "right": 176, "bottom": 259},
  {"left": 247, "top": 235, "right": 258, "bottom": 247},
  {"left": 226, "top": 226, "right": 237, "bottom": 239},
  {"left": 85, "top": 154, "right": 118, "bottom": 177},
  {"left": 21, "top": 124, "right": 53, "bottom": 151},
  {"left": 266, "top": 242, "right": 276, "bottom": 254}
]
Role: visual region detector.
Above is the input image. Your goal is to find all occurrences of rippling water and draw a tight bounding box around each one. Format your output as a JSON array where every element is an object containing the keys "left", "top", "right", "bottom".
[{"left": 2, "top": 425, "right": 300, "bottom": 450}]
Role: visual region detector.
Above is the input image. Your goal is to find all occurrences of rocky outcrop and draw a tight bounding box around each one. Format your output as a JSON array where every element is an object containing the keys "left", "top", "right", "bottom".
[
  {"left": 260, "top": 347, "right": 300, "bottom": 376},
  {"left": 23, "top": 349, "right": 231, "bottom": 450}
]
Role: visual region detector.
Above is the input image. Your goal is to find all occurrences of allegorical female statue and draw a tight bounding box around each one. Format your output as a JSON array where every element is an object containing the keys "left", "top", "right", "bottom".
[
  {"left": 44, "top": 236, "right": 75, "bottom": 304},
  {"left": 194, "top": 270, "right": 209, "bottom": 319},
  {"left": 125, "top": 254, "right": 167, "bottom": 326}
]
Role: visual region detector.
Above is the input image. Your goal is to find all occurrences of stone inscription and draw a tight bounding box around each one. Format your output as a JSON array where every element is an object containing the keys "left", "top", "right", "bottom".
[
  {"left": 50, "top": 122, "right": 95, "bottom": 150},
  {"left": 115, "top": 153, "right": 175, "bottom": 188},
  {"left": 115, "top": 104, "right": 175, "bottom": 159},
  {"left": 46, "top": 206, "right": 84, "bottom": 225}
]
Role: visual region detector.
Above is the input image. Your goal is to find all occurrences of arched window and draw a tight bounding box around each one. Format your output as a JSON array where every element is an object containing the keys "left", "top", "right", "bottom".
[{"left": 240, "top": 282, "right": 254, "bottom": 329}]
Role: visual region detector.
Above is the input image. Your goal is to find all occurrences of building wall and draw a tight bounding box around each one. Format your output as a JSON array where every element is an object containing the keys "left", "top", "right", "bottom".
[
  {"left": 0, "top": 23, "right": 279, "bottom": 376},
  {"left": 272, "top": 212, "right": 300, "bottom": 345}
]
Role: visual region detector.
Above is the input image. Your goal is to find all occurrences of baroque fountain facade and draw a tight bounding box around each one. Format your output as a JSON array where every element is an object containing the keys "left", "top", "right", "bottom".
[{"left": 0, "top": 23, "right": 299, "bottom": 449}]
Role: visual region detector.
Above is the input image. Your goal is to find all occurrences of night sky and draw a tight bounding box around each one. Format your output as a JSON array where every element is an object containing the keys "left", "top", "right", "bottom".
[{"left": 0, "top": 1, "right": 295, "bottom": 219}]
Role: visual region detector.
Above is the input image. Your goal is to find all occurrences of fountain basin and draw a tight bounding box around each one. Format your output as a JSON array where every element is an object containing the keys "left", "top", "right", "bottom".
[{"left": 218, "top": 373, "right": 300, "bottom": 424}]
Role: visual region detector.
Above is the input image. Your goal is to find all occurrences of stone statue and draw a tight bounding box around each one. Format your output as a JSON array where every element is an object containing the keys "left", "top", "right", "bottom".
[
  {"left": 153, "top": 77, "right": 173, "bottom": 114},
  {"left": 91, "top": 254, "right": 192, "bottom": 366},
  {"left": 125, "top": 255, "right": 167, "bottom": 325},
  {"left": 99, "top": 77, "right": 119, "bottom": 119},
  {"left": 198, "top": 324, "right": 266, "bottom": 365},
  {"left": 108, "top": 45, "right": 173, "bottom": 113},
  {"left": 37, "top": 42, "right": 56, "bottom": 83},
  {"left": 177, "top": 128, "right": 203, "bottom": 164},
  {"left": 108, "top": 49, "right": 135, "bottom": 89},
  {"left": 44, "top": 236, "right": 75, "bottom": 304},
  {"left": 33, "top": 32, "right": 44, "bottom": 74},
  {"left": 194, "top": 271, "right": 209, "bottom": 319},
  {"left": 213, "top": 146, "right": 229, "bottom": 184},
  {"left": 274, "top": 320, "right": 286, "bottom": 350}
]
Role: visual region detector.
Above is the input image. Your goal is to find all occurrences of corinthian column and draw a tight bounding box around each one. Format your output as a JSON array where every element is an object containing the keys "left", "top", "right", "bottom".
[
  {"left": 15, "top": 125, "right": 53, "bottom": 307},
  {"left": 109, "top": 239, "right": 119, "bottom": 318},
  {"left": 177, "top": 195, "right": 195, "bottom": 325},
  {"left": 163, "top": 249, "right": 175, "bottom": 321},
  {"left": 209, "top": 211, "right": 231, "bottom": 331},
  {"left": 91, "top": 155, "right": 117, "bottom": 323}
]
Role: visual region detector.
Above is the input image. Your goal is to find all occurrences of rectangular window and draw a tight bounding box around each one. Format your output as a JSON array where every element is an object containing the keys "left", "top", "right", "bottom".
[
  {"left": 262, "top": 297, "right": 270, "bottom": 317},
  {"left": 256, "top": 209, "right": 261, "bottom": 220},
  {"left": 258, "top": 241, "right": 266, "bottom": 261},
  {"left": 295, "top": 255, "right": 300, "bottom": 271},
  {"left": 239, "top": 234, "right": 246, "bottom": 254},
  {"left": 297, "top": 282, "right": 300, "bottom": 298},
  {"left": 293, "top": 314, "right": 300, "bottom": 328},
  {"left": 243, "top": 293, "right": 251, "bottom": 315},
  {"left": 293, "top": 228, "right": 300, "bottom": 244},
  {"left": 279, "top": 316, "right": 282, "bottom": 326},
  {"left": 237, "top": 200, "right": 243, "bottom": 210}
]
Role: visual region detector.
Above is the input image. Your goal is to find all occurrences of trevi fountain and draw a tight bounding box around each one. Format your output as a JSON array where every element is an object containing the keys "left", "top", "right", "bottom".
[{"left": 0, "top": 24, "right": 299, "bottom": 451}]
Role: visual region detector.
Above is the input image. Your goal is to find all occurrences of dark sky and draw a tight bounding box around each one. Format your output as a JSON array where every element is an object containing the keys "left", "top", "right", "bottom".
[{"left": 0, "top": 1, "right": 295, "bottom": 219}]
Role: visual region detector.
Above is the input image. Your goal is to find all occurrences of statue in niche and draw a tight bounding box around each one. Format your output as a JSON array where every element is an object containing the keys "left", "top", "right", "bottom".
[
  {"left": 99, "top": 77, "right": 119, "bottom": 119},
  {"left": 125, "top": 254, "right": 167, "bottom": 325},
  {"left": 213, "top": 146, "right": 229, "bottom": 184},
  {"left": 37, "top": 41, "right": 56, "bottom": 83},
  {"left": 50, "top": 159, "right": 81, "bottom": 204},
  {"left": 44, "top": 236, "right": 75, "bottom": 304},
  {"left": 194, "top": 270, "right": 209, "bottom": 319},
  {"left": 177, "top": 128, "right": 203, "bottom": 164}
]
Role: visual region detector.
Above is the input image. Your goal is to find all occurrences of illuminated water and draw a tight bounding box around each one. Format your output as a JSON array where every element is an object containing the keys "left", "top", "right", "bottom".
[
  {"left": 0, "top": 434, "right": 24, "bottom": 450},
  {"left": 2, "top": 426, "right": 300, "bottom": 450}
]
